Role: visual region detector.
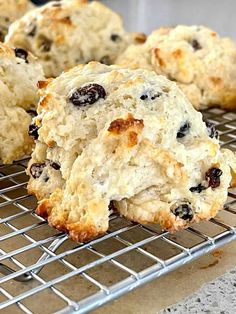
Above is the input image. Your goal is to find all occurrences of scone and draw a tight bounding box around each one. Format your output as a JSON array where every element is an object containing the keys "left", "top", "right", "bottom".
[
  {"left": 0, "top": 0, "right": 34, "bottom": 42},
  {"left": 5, "top": 0, "right": 142, "bottom": 78},
  {"left": 0, "top": 43, "right": 44, "bottom": 164},
  {"left": 116, "top": 25, "right": 236, "bottom": 110},
  {"left": 27, "top": 62, "right": 236, "bottom": 242}
]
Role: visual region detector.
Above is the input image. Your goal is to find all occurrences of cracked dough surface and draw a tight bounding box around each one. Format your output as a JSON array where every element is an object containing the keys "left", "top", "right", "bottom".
[
  {"left": 0, "top": 0, "right": 34, "bottom": 42},
  {"left": 0, "top": 42, "right": 44, "bottom": 164},
  {"left": 27, "top": 62, "right": 236, "bottom": 242},
  {"left": 116, "top": 25, "right": 236, "bottom": 110},
  {"left": 5, "top": 0, "right": 142, "bottom": 78}
]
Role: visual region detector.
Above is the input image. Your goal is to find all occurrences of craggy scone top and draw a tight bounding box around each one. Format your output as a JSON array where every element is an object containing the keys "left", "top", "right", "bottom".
[
  {"left": 0, "top": 0, "right": 34, "bottom": 42},
  {"left": 5, "top": 0, "right": 139, "bottom": 77},
  {"left": 0, "top": 43, "right": 44, "bottom": 163},
  {"left": 117, "top": 25, "right": 236, "bottom": 110},
  {"left": 27, "top": 62, "right": 236, "bottom": 242}
]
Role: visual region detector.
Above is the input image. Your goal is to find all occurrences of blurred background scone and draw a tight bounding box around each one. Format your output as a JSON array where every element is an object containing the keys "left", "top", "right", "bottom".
[
  {"left": 0, "top": 0, "right": 34, "bottom": 42},
  {"left": 116, "top": 25, "right": 236, "bottom": 110},
  {"left": 5, "top": 0, "right": 143, "bottom": 77},
  {"left": 0, "top": 43, "right": 44, "bottom": 164},
  {"left": 27, "top": 62, "right": 236, "bottom": 242}
]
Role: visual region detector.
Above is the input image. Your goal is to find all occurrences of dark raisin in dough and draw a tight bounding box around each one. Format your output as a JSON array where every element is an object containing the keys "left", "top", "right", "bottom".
[
  {"left": 100, "top": 55, "right": 111, "bottom": 65},
  {"left": 69, "top": 83, "right": 106, "bottom": 107},
  {"left": 205, "top": 121, "right": 219, "bottom": 139},
  {"left": 190, "top": 184, "right": 206, "bottom": 193},
  {"left": 44, "top": 176, "right": 49, "bottom": 182},
  {"left": 26, "top": 109, "right": 37, "bottom": 117},
  {"left": 30, "top": 163, "right": 45, "bottom": 179},
  {"left": 191, "top": 39, "right": 202, "bottom": 51},
  {"left": 172, "top": 204, "right": 194, "bottom": 221},
  {"left": 205, "top": 167, "right": 222, "bottom": 188},
  {"left": 110, "top": 34, "right": 121, "bottom": 42},
  {"left": 14, "top": 48, "right": 28, "bottom": 63},
  {"left": 140, "top": 95, "right": 148, "bottom": 100},
  {"left": 177, "top": 122, "right": 190, "bottom": 138},
  {"left": 28, "top": 123, "right": 39, "bottom": 140},
  {"left": 140, "top": 92, "right": 162, "bottom": 100},
  {"left": 151, "top": 93, "right": 162, "bottom": 100},
  {"left": 50, "top": 162, "right": 61, "bottom": 170}
]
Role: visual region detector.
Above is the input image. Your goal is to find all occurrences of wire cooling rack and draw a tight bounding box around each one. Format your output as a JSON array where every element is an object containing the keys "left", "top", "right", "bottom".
[{"left": 0, "top": 107, "right": 236, "bottom": 314}]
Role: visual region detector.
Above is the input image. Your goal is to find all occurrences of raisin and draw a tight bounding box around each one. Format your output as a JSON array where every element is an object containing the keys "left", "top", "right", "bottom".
[
  {"left": 44, "top": 176, "right": 49, "bottom": 182},
  {"left": 140, "top": 92, "right": 162, "bottom": 100},
  {"left": 100, "top": 55, "right": 111, "bottom": 65},
  {"left": 14, "top": 48, "right": 28, "bottom": 63},
  {"left": 191, "top": 39, "right": 202, "bottom": 51},
  {"left": 190, "top": 184, "right": 206, "bottom": 193},
  {"left": 28, "top": 123, "right": 39, "bottom": 140},
  {"left": 205, "top": 121, "right": 219, "bottom": 139},
  {"left": 110, "top": 34, "right": 121, "bottom": 42},
  {"left": 172, "top": 204, "right": 194, "bottom": 221},
  {"left": 69, "top": 83, "right": 106, "bottom": 107},
  {"left": 140, "top": 95, "right": 148, "bottom": 100},
  {"left": 151, "top": 93, "right": 162, "bottom": 100},
  {"left": 177, "top": 122, "right": 190, "bottom": 138},
  {"left": 205, "top": 167, "right": 223, "bottom": 188},
  {"left": 50, "top": 162, "right": 61, "bottom": 170},
  {"left": 26, "top": 109, "right": 37, "bottom": 117},
  {"left": 30, "top": 163, "right": 45, "bottom": 179}
]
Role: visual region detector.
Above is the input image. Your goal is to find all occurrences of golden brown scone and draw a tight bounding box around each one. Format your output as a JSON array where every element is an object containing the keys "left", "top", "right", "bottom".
[
  {"left": 5, "top": 0, "right": 140, "bottom": 78},
  {"left": 27, "top": 62, "right": 236, "bottom": 242},
  {"left": 0, "top": 0, "right": 34, "bottom": 42},
  {"left": 0, "top": 42, "right": 44, "bottom": 164},
  {"left": 116, "top": 25, "right": 236, "bottom": 110}
]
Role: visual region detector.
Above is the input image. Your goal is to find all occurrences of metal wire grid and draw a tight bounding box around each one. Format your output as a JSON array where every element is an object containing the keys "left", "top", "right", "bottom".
[{"left": 0, "top": 108, "right": 236, "bottom": 314}]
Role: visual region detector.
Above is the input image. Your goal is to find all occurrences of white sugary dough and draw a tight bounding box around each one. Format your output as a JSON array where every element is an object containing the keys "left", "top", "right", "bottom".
[
  {"left": 27, "top": 62, "right": 236, "bottom": 242},
  {"left": 0, "top": 42, "right": 44, "bottom": 164},
  {"left": 5, "top": 0, "right": 141, "bottom": 78},
  {"left": 0, "top": 0, "right": 34, "bottom": 42},
  {"left": 116, "top": 25, "right": 236, "bottom": 110}
]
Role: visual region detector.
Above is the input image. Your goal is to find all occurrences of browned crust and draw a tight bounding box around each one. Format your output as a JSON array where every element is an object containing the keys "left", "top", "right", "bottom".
[
  {"left": 66, "top": 222, "right": 106, "bottom": 243},
  {"left": 121, "top": 202, "right": 223, "bottom": 233},
  {"left": 58, "top": 16, "right": 73, "bottom": 26},
  {"left": 35, "top": 199, "right": 106, "bottom": 242},
  {"left": 37, "top": 79, "right": 52, "bottom": 89},
  {"left": 36, "top": 199, "right": 52, "bottom": 220},
  {"left": 209, "top": 76, "right": 223, "bottom": 87},
  {"left": 39, "top": 93, "right": 52, "bottom": 109},
  {"left": 172, "top": 49, "right": 183, "bottom": 58},
  {"left": 133, "top": 32, "right": 147, "bottom": 44},
  {"left": 108, "top": 113, "right": 144, "bottom": 134},
  {"left": 153, "top": 48, "right": 166, "bottom": 67},
  {"left": 108, "top": 113, "right": 144, "bottom": 147}
]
